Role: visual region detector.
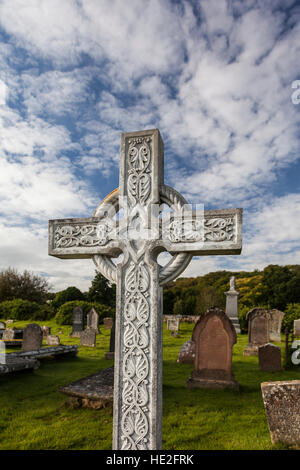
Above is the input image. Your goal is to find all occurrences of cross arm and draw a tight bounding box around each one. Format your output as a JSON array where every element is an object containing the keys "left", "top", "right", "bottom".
[
  {"left": 159, "top": 208, "right": 243, "bottom": 256},
  {"left": 48, "top": 217, "right": 122, "bottom": 259}
]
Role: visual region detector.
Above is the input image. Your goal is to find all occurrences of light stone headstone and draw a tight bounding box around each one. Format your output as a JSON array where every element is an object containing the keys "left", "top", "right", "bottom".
[
  {"left": 22, "top": 324, "right": 43, "bottom": 352},
  {"left": 87, "top": 308, "right": 99, "bottom": 334},
  {"left": 47, "top": 335, "right": 60, "bottom": 346},
  {"left": 48, "top": 128, "right": 243, "bottom": 450},
  {"left": 269, "top": 309, "right": 285, "bottom": 342},
  {"left": 70, "top": 307, "right": 84, "bottom": 337},
  {"left": 243, "top": 308, "right": 270, "bottom": 356},
  {"left": 0, "top": 322, "right": 6, "bottom": 330},
  {"left": 177, "top": 339, "right": 195, "bottom": 364},
  {"left": 294, "top": 319, "right": 300, "bottom": 336},
  {"left": 2, "top": 328, "right": 15, "bottom": 340},
  {"left": 80, "top": 329, "right": 96, "bottom": 347},
  {"left": 42, "top": 326, "right": 51, "bottom": 338},
  {"left": 167, "top": 317, "right": 180, "bottom": 332},
  {"left": 224, "top": 276, "right": 241, "bottom": 334}
]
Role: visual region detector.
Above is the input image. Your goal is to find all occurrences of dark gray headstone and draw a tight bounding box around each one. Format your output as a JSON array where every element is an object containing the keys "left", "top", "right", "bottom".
[
  {"left": 70, "top": 307, "right": 84, "bottom": 337},
  {"left": 22, "top": 324, "right": 43, "bottom": 352}
]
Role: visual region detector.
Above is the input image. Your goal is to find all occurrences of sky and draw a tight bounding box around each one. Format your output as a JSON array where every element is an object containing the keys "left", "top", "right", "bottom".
[{"left": 0, "top": 0, "right": 299, "bottom": 293}]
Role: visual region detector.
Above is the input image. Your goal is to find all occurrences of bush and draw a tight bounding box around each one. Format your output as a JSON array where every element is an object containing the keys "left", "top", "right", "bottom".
[
  {"left": 55, "top": 301, "right": 114, "bottom": 326},
  {"left": 0, "top": 299, "right": 55, "bottom": 321},
  {"left": 52, "top": 286, "right": 85, "bottom": 311},
  {"left": 282, "top": 303, "right": 300, "bottom": 332}
]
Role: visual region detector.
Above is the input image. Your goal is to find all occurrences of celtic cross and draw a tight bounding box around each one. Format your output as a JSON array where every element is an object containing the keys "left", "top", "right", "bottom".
[{"left": 48, "top": 129, "right": 242, "bottom": 450}]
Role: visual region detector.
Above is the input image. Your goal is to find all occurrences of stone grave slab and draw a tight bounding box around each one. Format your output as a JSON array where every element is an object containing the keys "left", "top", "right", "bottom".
[
  {"left": 87, "top": 308, "right": 100, "bottom": 334},
  {"left": 103, "top": 317, "right": 113, "bottom": 330},
  {"left": 59, "top": 366, "right": 114, "bottom": 409},
  {"left": 261, "top": 380, "right": 300, "bottom": 447},
  {"left": 269, "top": 309, "right": 285, "bottom": 342},
  {"left": 0, "top": 356, "right": 40, "bottom": 376},
  {"left": 70, "top": 307, "right": 84, "bottom": 337},
  {"left": 9, "top": 345, "right": 78, "bottom": 361}
]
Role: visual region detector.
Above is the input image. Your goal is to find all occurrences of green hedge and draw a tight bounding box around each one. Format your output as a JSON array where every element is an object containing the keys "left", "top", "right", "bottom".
[
  {"left": 55, "top": 300, "right": 114, "bottom": 326},
  {"left": 0, "top": 299, "right": 55, "bottom": 321}
]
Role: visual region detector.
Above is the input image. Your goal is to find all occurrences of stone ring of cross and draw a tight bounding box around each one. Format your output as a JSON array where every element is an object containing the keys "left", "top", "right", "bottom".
[{"left": 93, "top": 184, "right": 193, "bottom": 286}]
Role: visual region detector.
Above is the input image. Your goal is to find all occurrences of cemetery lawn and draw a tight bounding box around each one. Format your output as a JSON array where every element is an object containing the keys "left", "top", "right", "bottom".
[{"left": 0, "top": 320, "right": 299, "bottom": 450}]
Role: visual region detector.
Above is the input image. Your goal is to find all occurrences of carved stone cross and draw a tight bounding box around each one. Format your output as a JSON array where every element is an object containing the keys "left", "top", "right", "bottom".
[{"left": 48, "top": 129, "right": 242, "bottom": 450}]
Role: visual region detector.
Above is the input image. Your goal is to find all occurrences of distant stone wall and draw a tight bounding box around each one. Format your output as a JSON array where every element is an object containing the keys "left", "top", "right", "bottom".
[{"left": 163, "top": 315, "right": 200, "bottom": 324}]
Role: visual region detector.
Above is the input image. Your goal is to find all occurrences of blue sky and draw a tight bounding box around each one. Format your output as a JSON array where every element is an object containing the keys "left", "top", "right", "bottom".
[{"left": 0, "top": 0, "right": 299, "bottom": 292}]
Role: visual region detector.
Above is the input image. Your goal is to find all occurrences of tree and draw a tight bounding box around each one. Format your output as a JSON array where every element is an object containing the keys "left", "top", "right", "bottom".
[
  {"left": 0, "top": 267, "right": 50, "bottom": 304},
  {"left": 53, "top": 286, "right": 85, "bottom": 310},
  {"left": 87, "top": 272, "right": 116, "bottom": 308},
  {"left": 261, "top": 265, "right": 293, "bottom": 310}
]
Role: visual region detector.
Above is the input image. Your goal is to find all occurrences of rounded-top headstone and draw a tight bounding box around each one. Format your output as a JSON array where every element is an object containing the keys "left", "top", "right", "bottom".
[{"left": 22, "top": 323, "right": 43, "bottom": 352}]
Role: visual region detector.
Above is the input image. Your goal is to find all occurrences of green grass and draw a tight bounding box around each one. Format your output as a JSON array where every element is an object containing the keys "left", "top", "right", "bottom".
[{"left": 0, "top": 319, "right": 299, "bottom": 450}]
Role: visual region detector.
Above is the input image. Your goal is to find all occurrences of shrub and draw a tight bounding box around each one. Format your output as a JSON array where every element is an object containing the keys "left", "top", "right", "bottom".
[
  {"left": 282, "top": 303, "right": 300, "bottom": 332},
  {"left": 0, "top": 299, "right": 54, "bottom": 321},
  {"left": 52, "top": 286, "right": 85, "bottom": 311},
  {"left": 55, "top": 301, "right": 114, "bottom": 326}
]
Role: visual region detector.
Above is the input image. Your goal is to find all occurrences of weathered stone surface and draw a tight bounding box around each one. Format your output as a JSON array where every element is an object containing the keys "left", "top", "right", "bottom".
[
  {"left": 225, "top": 276, "right": 241, "bottom": 334},
  {"left": 80, "top": 329, "right": 96, "bottom": 347},
  {"left": 0, "top": 322, "right": 6, "bottom": 330},
  {"left": 261, "top": 380, "right": 300, "bottom": 447},
  {"left": 294, "top": 319, "right": 300, "bottom": 336},
  {"left": 2, "top": 328, "right": 16, "bottom": 340},
  {"left": 46, "top": 335, "right": 60, "bottom": 346},
  {"left": 87, "top": 308, "right": 99, "bottom": 334},
  {"left": 167, "top": 317, "right": 180, "bottom": 332},
  {"left": 103, "top": 317, "right": 113, "bottom": 330},
  {"left": 187, "top": 307, "right": 239, "bottom": 390},
  {"left": 0, "top": 356, "right": 40, "bottom": 376},
  {"left": 269, "top": 309, "right": 285, "bottom": 342},
  {"left": 42, "top": 326, "right": 51, "bottom": 337},
  {"left": 177, "top": 340, "right": 195, "bottom": 364},
  {"left": 22, "top": 324, "right": 43, "bottom": 352},
  {"left": 9, "top": 345, "right": 78, "bottom": 360},
  {"left": 259, "top": 343, "right": 282, "bottom": 372},
  {"left": 70, "top": 307, "right": 84, "bottom": 337},
  {"left": 59, "top": 366, "right": 114, "bottom": 409},
  {"left": 243, "top": 308, "right": 270, "bottom": 356},
  {"left": 48, "top": 128, "right": 243, "bottom": 450}
]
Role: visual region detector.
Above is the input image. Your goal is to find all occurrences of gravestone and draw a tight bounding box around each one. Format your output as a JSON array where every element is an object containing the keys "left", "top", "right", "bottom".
[
  {"left": 48, "top": 128, "right": 243, "bottom": 450},
  {"left": 187, "top": 307, "right": 239, "bottom": 390},
  {"left": 22, "top": 324, "right": 43, "bottom": 352},
  {"left": 261, "top": 380, "right": 300, "bottom": 446},
  {"left": 224, "top": 276, "right": 241, "bottom": 334},
  {"left": 2, "top": 328, "right": 15, "bottom": 340},
  {"left": 243, "top": 308, "right": 270, "bottom": 356},
  {"left": 42, "top": 326, "right": 51, "bottom": 338},
  {"left": 259, "top": 343, "right": 282, "bottom": 372},
  {"left": 177, "top": 339, "right": 195, "bottom": 364},
  {"left": 103, "top": 317, "right": 114, "bottom": 330},
  {"left": 70, "top": 307, "right": 84, "bottom": 337},
  {"left": 105, "top": 321, "right": 115, "bottom": 360},
  {"left": 47, "top": 335, "right": 60, "bottom": 346},
  {"left": 269, "top": 309, "right": 285, "bottom": 342},
  {"left": 87, "top": 308, "right": 100, "bottom": 334},
  {"left": 80, "top": 329, "right": 96, "bottom": 347},
  {"left": 0, "top": 322, "right": 6, "bottom": 330},
  {"left": 294, "top": 319, "right": 300, "bottom": 336},
  {"left": 167, "top": 317, "right": 180, "bottom": 336}
]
